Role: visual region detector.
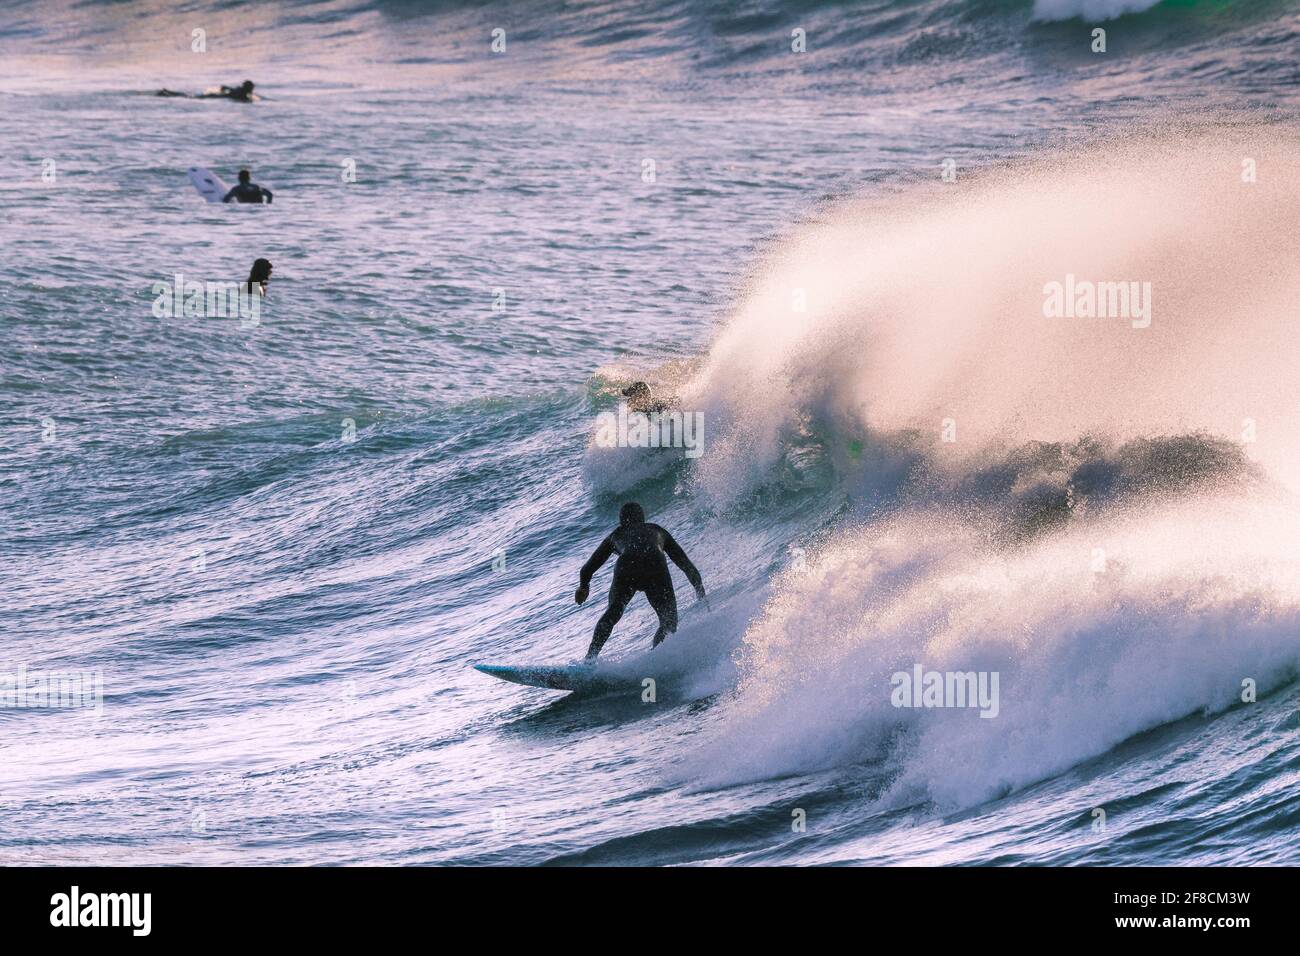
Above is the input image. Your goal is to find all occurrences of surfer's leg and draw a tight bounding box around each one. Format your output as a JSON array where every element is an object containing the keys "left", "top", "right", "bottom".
[
  {"left": 645, "top": 575, "right": 679, "bottom": 648},
  {"left": 586, "top": 574, "right": 635, "bottom": 660}
]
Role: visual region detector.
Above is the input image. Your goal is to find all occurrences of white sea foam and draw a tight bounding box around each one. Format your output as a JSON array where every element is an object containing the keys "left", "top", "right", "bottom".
[
  {"left": 673, "top": 126, "right": 1300, "bottom": 807},
  {"left": 681, "top": 493, "right": 1300, "bottom": 808},
  {"left": 1031, "top": 0, "right": 1165, "bottom": 22}
]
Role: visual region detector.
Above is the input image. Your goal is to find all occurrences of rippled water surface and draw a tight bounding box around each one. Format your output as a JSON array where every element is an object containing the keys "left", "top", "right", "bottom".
[{"left": 3, "top": 0, "right": 1300, "bottom": 865}]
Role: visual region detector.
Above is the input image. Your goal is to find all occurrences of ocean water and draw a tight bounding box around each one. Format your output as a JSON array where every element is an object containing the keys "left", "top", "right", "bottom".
[{"left": 3, "top": 0, "right": 1300, "bottom": 866}]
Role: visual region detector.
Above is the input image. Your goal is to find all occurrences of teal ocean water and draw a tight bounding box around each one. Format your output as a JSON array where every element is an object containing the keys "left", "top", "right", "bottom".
[{"left": 3, "top": 0, "right": 1300, "bottom": 865}]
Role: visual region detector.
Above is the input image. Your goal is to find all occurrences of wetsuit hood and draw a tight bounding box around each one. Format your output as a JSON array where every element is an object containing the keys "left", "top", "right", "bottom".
[{"left": 619, "top": 502, "right": 645, "bottom": 526}]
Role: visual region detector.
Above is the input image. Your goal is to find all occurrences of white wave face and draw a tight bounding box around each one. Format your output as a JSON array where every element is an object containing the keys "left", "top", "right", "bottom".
[
  {"left": 674, "top": 123, "right": 1300, "bottom": 807},
  {"left": 682, "top": 491, "right": 1300, "bottom": 808},
  {"left": 1031, "top": 0, "right": 1164, "bottom": 21}
]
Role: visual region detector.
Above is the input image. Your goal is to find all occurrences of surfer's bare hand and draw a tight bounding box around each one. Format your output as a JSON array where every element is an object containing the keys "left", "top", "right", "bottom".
[{"left": 575, "top": 584, "right": 589, "bottom": 604}]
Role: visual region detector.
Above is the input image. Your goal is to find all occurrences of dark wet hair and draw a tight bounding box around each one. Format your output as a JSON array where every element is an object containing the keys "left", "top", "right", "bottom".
[
  {"left": 622, "top": 382, "right": 650, "bottom": 398},
  {"left": 246, "top": 258, "right": 272, "bottom": 292},
  {"left": 619, "top": 502, "right": 645, "bottom": 526},
  {"left": 242, "top": 80, "right": 254, "bottom": 91},
  {"left": 238, "top": 168, "right": 251, "bottom": 183}
]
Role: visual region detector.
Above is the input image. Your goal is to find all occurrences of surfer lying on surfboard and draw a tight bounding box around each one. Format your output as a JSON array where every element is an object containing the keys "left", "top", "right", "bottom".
[
  {"left": 157, "top": 80, "right": 259, "bottom": 102},
  {"left": 576, "top": 502, "right": 707, "bottom": 660}
]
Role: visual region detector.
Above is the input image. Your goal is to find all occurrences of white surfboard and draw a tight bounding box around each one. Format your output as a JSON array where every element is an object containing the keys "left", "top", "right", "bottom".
[
  {"left": 188, "top": 166, "right": 230, "bottom": 203},
  {"left": 474, "top": 662, "right": 641, "bottom": 693}
]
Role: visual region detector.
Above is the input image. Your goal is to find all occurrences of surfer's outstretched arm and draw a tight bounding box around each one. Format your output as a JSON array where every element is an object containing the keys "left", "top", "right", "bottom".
[
  {"left": 575, "top": 535, "right": 614, "bottom": 604},
  {"left": 662, "top": 530, "right": 705, "bottom": 598}
]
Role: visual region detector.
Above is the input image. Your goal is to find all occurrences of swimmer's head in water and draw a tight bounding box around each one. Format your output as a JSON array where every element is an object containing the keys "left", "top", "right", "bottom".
[
  {"left": 619, "top": 502, "right": 645, "bottom": 526},
  {"left": 242, "top": 80, "right": 254, "bottom": 93},
  {"left": 238, "top": 168, "right": 251, "bottom": 184},
  {"left": 622, "top": 382, "right": 650, "bottom": 400},
  {"left": 249, "top": 258, "right": 273, "bottom": 283}
]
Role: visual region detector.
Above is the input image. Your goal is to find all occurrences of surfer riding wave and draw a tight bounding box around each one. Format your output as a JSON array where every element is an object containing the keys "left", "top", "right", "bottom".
[{"left": 576, "top": 502, "right": 707, "bottom": 660}]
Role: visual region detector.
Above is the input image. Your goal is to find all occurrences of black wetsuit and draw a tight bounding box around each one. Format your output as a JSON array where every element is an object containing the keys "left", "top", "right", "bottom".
[
  {"left": 213, "top": 85, "right": 255, "bottom": 102},
  {"left": 156, "top": 86, "right": 254, "bottom": 101},
  {"left": 580, "top": 520, "right": 704, "bottom": 658},
  {"left": 223, "top": 182, "right": 273, "bottom": 204}
]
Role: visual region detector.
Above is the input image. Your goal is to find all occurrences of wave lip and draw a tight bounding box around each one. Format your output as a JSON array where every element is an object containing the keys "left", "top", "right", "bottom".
[{"left": 681, "top": 125, "right": 1300, "bottom": 511}]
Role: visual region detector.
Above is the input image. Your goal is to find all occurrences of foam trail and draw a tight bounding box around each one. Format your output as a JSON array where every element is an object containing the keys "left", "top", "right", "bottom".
[{"left": 682, "top": 492, "right": 1300, "bottom": 808}]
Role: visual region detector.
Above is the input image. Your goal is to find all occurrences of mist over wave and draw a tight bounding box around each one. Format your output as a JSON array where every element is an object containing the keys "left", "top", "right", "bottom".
[{"left": 681, "top": 125, "right": 1300, "bottom": 511}]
